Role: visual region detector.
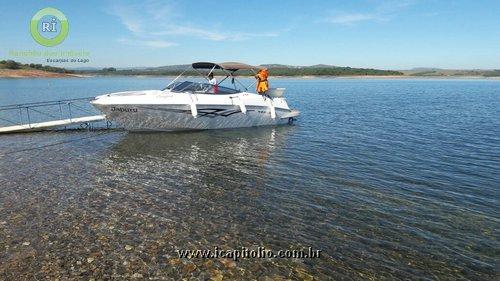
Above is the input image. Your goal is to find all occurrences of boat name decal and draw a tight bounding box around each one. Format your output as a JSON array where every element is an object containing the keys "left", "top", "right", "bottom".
[{"left": 111, "top": 107, "right": 138, "bottom": 113}]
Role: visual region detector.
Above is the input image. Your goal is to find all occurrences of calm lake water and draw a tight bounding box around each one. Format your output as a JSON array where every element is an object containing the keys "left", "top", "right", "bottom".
[{"left": 0, "top": 77, "right": 498, "bottom": 280}]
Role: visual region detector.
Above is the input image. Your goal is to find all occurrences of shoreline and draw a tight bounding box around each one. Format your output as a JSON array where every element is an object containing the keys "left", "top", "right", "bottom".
[
  {"left": 0, "top": 69, "right": 498, "bottom": 80},
  {"left": 0, "top": 69, "right": 89, "bottom": 78}
]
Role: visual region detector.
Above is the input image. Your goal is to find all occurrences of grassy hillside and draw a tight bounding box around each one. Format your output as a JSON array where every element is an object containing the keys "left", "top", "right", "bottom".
[{"left": 0, "top": 60, "right": 75, "bottom": 74}]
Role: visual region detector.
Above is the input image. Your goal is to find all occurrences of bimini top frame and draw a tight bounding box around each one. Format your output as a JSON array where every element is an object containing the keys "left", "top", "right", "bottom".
[
  {"left": 165, "top": 62, "right": 264, "bottom": 93},
  {"left": 192, "top": 62, "right": 264, "bottom": 72},
  {"left": 192, "top": 61, "right": 265, "bottom": 91}
]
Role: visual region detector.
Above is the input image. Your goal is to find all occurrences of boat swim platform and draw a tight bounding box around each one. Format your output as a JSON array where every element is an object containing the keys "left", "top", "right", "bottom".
[{"left": 0, "top": 115, "right": 106, "bottom": 134}]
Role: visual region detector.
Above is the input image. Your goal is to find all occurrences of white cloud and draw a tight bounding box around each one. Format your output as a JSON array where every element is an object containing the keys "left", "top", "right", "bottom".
[
  {"left": 326, "top": 0, "right": 417, "bottom": 26},
  {"left": 142, "top": 40, "right": 177, "bottom": 48},
  {"left": 326, "top": 13, "right": 380, "bottom": 25},
  {"left": 108, "top": 0, "right": 281, "bottom": 47},
  {"left": 151, "top": 26, "right": 279, "bottom": 41},
  {"left": 151, "top": 25, "right": 229, "bottom": 41},
  {"left": 108, "top": 4, "right": 143, "bottom": 33},
  {"left": 144, "top": 1, "right": 172, "bottom": 20},
  {"left": 118, "top": 38, "right": 177, "bottom": 49}
]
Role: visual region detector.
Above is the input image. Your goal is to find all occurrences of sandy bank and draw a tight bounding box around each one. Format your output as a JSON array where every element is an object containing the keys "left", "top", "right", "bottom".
[{"left": 0, "top": 69, "right": 88, "bottom": 78}]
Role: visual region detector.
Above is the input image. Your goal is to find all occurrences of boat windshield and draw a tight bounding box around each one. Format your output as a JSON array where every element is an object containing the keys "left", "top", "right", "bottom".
[{"left": 167, "top": 81, "right": 240, "bottom": 95}]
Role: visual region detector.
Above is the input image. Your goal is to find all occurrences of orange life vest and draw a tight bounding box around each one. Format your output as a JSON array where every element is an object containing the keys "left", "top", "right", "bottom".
[{"left": 256, "top": 69, "right": 269, "bottom": 93}]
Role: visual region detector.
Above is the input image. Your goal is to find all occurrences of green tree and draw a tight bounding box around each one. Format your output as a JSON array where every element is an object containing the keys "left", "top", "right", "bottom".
[{"left": 4, "top": 60, "right": 21, "bottom": 69}]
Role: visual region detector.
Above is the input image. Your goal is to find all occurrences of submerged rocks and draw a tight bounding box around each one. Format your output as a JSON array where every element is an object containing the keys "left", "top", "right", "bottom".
[
  {"left": 210, "top": 269, "right": 224, "bottom": 281},
  {"left": 220, "top": 259, "right": 236, "bottom": 269},
  {"left": 131, "top": 272, "right": 143, "bottom": 278}
]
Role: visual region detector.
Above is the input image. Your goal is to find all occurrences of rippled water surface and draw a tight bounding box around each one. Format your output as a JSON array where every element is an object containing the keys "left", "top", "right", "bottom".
[{"left": 0, "top": 77, "right": 498, "bottom": 280}]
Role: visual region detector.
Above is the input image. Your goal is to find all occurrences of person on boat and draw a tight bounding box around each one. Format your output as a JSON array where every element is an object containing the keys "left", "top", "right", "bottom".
[
  {"left": 255, "top": 68, "right": 269, "bottom": 94},
  {"left": 208, "top": 72, "right": 219, "bottom": 94}
]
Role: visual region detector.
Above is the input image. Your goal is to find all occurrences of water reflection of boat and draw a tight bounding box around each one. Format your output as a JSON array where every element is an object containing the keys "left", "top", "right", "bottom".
[
  {"left": 110, "top": 126, "right": 293, "bottom": 160},
  {"left": 91, "top": 62, "right": 299, "bottom": 132},
  {"left": 101, "top": 126, "right": 295, "bottom": 197}
]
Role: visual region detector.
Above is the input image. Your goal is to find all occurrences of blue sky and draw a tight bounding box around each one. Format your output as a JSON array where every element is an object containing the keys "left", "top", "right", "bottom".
[{"left": 0, "top": 0, "right": 499, "bottom": 69}]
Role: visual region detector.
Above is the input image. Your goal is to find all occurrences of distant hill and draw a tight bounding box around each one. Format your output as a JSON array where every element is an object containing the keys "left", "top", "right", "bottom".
[
  {"left": 260, "top": 65, "right": 403, "bottom": 76},
  {"left": 141, "top": 64, "right": 190, "bottom": 71},
  {"left": 308, "top": 64, "right": 338, "bottom": 68},
  {"left": 73, "top": 64, "right": 500, "bottom": 77},
  {"left": 3, "top": 59, "right": 498, "bottom": 78},
  {"left": 78, "top": 63, "right": 405, "bottom": 76},
  {"left": 407, "top": 67, "right": 443, "bottom": 72},
  {"left": 402, "top": 68, "right": 500, "bottom": 77},
  {"left": 70, "top": 66, "right": 101, "bottom": 71},
  {"left": 260, "top": 64, "right": 297, "bottom": 69}
]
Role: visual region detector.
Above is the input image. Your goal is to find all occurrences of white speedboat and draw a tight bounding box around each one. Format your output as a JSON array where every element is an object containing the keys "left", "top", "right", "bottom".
[{"left": 91, "top": 62, "right": 299, "bottom": 132}]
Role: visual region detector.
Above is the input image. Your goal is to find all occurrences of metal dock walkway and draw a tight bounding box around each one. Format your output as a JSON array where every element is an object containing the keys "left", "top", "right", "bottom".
[
  {"left": 0, "top": 97, "right": 110, "bottom": 134},
  {"left": 0, "top": 115, "right": 106, "bottom": 133}
]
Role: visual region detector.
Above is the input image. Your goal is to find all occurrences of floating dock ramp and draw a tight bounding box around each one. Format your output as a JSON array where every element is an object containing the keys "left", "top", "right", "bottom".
[{"left": 0, "top": 97, "right": 109, "bottom": 134}]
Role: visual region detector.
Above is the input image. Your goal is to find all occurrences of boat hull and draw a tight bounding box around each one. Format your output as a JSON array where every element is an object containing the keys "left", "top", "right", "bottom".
[{"left": 93, "top": 104, "right": 293, "bottom": 131}]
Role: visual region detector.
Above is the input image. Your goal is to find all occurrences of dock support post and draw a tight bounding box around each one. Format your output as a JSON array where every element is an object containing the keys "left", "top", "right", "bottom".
[
  {"left": 26, "top": 107, "right": 31, "bottom": 128},
  {"left": 68, "top": 103, "right": 73, "bottom": 122}
]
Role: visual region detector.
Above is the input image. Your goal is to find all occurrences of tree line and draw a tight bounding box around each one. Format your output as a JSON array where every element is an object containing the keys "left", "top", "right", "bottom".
[
  {"left": 82, "top": 67, "right": 404, "bottom": 76},
  {"left": 3, "top": 59, "right": 498, "bottom": 77},
  {"left": 0, "top": 60, "right": 74, "bottom": 74}
]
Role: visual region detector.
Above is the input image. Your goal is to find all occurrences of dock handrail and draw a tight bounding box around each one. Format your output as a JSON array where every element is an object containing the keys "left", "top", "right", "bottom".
[
  {"left": 0, "top": 96, "right": 96, "bottom": 111},
  {"left": 0, "top": 96, "right": 108, "bottom": 133}
]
